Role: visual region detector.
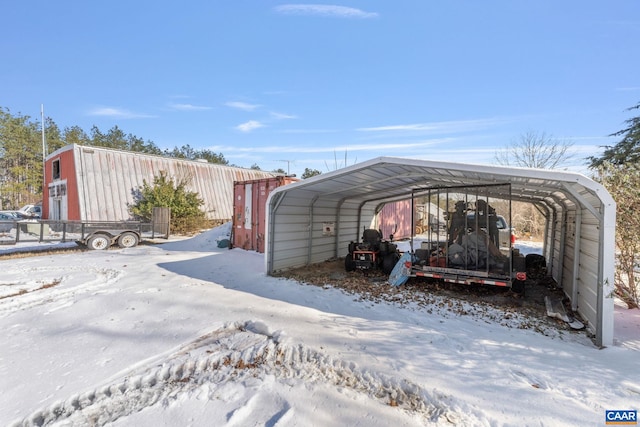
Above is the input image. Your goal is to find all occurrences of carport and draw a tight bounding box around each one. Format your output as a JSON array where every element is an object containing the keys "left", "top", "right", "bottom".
[{"left": 265, "top": 157, "right": 616, "bottom": 347}]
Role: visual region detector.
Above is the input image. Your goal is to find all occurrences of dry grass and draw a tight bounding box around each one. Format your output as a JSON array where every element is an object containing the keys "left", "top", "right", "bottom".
[
  {"left": 274, "top": 258, "right": 580, "bottom": 335},
  {"left": 0, "top": 246, "right": 84, "bottom": 260},
  {"left": 0, "top": 278, "right": 62, "bottom": 300}
]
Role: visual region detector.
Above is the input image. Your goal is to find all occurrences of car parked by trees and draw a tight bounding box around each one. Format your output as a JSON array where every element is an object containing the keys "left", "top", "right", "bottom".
[{"left": 18, "top": 204, "right": 41, "bottom": 218}]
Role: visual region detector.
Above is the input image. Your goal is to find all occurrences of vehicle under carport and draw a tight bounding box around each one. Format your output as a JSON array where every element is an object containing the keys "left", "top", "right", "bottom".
[{"left": 264, "top": 157, "right": 616, "bottom": 347}]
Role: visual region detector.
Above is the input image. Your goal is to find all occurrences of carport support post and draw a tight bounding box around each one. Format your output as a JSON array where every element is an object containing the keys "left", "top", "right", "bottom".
[
  {"left": 571, "top": 207, "right": 582, "bottom": 311},
  {"left": 597, "top": 219, "right": 604, "bottom": 348},
  {"left": 306, "top": 195, "right": 319, "bottom": 265},
  {"left": 266, "top": 192, "right": 286, "bottom": 274},
  {"left": 597, "top": 200, "right": 616, "bottom": 348},
  {"left": 557, "top": 211, "right": 567, "bottom": 289},
  {"left": 410, "top": 190, "right": 416, "bottom": 253},
  {"left": 562, "top": 182, "right": 614, "bottom": 347},
  {"left": 334, "top": 199, "right": 346, "bottom": 259},
  {"left": 536, "top": 203, "right": 552, "bottom": 273}
]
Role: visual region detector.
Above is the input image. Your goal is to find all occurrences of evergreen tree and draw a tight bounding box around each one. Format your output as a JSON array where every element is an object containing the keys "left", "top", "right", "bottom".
[
  {"left": 589, "top": 102, "right": 640, "bottom": 168},
  {"left": 589, "top": 102, "right": 640, "bottom": 308},
  {"left": 163, "top": 144, "right": 228, "bottom": 164},
  {"left": 596, "top": 162, "right": 640, "bottom": 308},
  {"left": 301, "top": 168, "right": 322, "bottom": 179},
  {"left": 130, "top": 171, "right": 206, "bottom": 234},
  {"left": 62, "top": 125, "right": 90, "bottom": 146},
  {"left": 44, "top": 117, "right": 65, "bottom": 155},
  {"left": 0, "top": 108, "right": 44, "bottom": 207}
]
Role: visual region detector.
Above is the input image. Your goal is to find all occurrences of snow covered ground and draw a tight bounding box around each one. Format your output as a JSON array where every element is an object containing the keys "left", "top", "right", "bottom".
[{"left": 1, "top": 224, "right": 638, "bottom": 426}]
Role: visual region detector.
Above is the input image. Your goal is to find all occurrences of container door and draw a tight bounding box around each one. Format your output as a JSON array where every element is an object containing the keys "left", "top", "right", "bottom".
[
  {"left": 254, "top": 179, "right": 271, "bottom": 253},
  {"left": 232, "top": 182, "right": 249, "bottom": 250}
]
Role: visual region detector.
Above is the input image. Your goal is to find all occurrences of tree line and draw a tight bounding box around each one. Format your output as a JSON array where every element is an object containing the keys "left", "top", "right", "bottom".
[
  {"left": 2, "top": 102, "right": 639, "bottom": 307},
  {"left": 0, "top": 107, "right": 230, "bottom": 210},
  {"left": 0, "top": 107, "right": 323, "bottom": 210}
]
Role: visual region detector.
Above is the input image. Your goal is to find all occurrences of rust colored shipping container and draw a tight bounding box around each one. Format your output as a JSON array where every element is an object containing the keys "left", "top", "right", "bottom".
[
  {"left": 232, "top": 176, "right": 299, "bottom": 252},
  {"left": 377, "top": 200, "right": 413, "bottom": 241}
]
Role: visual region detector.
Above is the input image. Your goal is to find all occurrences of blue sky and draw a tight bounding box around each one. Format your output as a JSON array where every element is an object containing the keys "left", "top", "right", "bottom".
[{"left": 2, "top": 2, "right": 639, "bottom": 176}]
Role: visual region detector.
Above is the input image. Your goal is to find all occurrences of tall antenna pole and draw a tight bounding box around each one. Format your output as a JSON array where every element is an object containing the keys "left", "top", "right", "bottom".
[
  {"left": 41, "top": 104, "right": 47, "bottom": 154},
  {"left": 277, "top": 159, "right": 292, "bottom": 175},
  {"left": 41, "top": 104, "right": 46, "bottom": 197}
]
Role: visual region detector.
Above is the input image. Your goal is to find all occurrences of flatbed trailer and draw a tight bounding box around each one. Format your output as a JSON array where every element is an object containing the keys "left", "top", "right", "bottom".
[
  {"left": 75, "top": 221, "right": 150, "bottom": 250},
  {"left": 0, "top": 218, "right": 169, "bottom": 249},
  {"left": 400, "top": 258, "right": 527, "bottom": 289},
  {"left": 390, "top": 183, "right": 527, "bottom": 293}
]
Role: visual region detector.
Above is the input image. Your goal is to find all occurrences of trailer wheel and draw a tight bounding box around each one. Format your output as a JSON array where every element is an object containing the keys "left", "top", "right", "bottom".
[
  {"left": 117, "top": 232, "right": 139, "bottom": 248},
  {"left": 511, "top": 280, "right": 526, "bottom": 294},
  {"left": 382, "top": 253, "right": 400, "bottom": 275},
  {"left": 345, "top": 254, "right": 356, "bottom": 272},
  {"left": 87, "top": 234, "right": 110, "bottom": 250}
]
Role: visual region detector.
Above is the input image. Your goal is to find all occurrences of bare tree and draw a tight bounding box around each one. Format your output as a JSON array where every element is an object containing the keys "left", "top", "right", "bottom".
[
  {"left": 495, "top": 131, "right": 574, "bottom": 169},
  {"left": 324, "top": 150, "right": 357, "bottom": 172},
  {"left": 494, "top": 131, "right": 574, "bottom": 241}
]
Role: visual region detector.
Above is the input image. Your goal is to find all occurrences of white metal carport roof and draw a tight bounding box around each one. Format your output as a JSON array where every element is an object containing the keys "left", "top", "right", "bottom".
[{"left": 265, "top": 157, "right": 616, "bottom": 347}]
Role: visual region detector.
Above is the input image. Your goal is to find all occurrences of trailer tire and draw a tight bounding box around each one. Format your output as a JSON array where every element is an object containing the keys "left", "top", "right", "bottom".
[
  {"left": 382, "top": 253, "right": 400, "bottom": 275},
  {"left": 345, "top": 254, "right": 356, "bottom": 272},
  {"left": 511, "top": 279, "right": 526, "bottom": 294},
  {"left": 87, "top": 234, "right": 111, "bottom": 250},
  {"left": 117, "top": 232, "right": 139, "bottom": 248}
]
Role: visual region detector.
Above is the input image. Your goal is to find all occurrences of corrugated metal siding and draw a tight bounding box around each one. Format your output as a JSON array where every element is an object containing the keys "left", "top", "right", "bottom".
[
  {"left": 574, "top": 200, "right": 608, "bottom": 333},
  {"left": 265, "top": 157, "right": 617, "bottom": 347},
  {"left": 269, "top": 209, "right": 310, "bottom": 269},
  {"left": 336, "top": 201, "right": 366, "bottom": 259},
  {"left": 266, "top": 195, "right": 370, "bottom": 272},
  {"left": 377, "top": 200, "right": 413, "bottom": 240},
  {"left": 561, "top": 211, "right": 577, "bottom": 306},
  {"left": 308, "top": 200, "right": 343, "bottom": 265},
  {"left": 232, "top": 176, "right": 298, "bottom": 252},
  {"left": 546, "top": 209, "right": 564, "bottom": 286},
  {"left": 57, "top": 145, "right": 277, "bottom": 221}
]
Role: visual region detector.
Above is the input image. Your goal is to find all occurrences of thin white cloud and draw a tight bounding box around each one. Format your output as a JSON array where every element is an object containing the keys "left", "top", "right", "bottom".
[
  {"left": 210, "top": 138, "right": 452, "bottom": 154},
  {"left": 168, "top": 103, "right": 212, "bottom": 111},
  {"left": 358, "top": 118, "right": 507, "bottom": 134},
  {"left": 280, "top": 128, "right": 339, "bottom": 134},
  {"left": 225, "top": 101, "right": 261, "bottom": 111},
  {"left": 236, "top": 120, "right": 265, "bottom": 132},
  {"left": 275, "top": 4, "right": 378, "bottom": 19},
  {"left": 87, "top": 107, "right": 155, "bottom": 119},
  {"left": 270, "top": 111, "right": 297, "bottom": 120},
  {"left": 615, "top": 86, "right": 640, "bottom": 92},
  {"left": 359, "top": 124, "right": 438, "bottom": 132}
]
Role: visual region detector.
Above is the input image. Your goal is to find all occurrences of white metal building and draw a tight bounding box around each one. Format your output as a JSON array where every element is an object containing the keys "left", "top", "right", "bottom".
[
  {"left": 265, "top": 157, "right": 616, "bottom": 347},
  {"left": 43, "top": 144, "right": 278, "bottom": 222}
]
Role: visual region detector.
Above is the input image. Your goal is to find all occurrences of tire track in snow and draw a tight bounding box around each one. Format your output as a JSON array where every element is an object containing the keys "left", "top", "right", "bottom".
[
  {"left": 14, "top": 321, "right": 481, "bottom": 426},
  {"left": 0, "top": 266, "right": 123, "bottom": 318}
]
